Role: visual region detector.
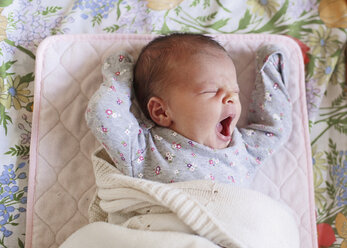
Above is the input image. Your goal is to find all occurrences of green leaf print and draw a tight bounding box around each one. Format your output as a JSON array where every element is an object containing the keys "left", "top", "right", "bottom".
[
  {"left": 0, "top": 104, "right": 12, "bottom": 135},
  {"left": 5, "top": 144, "right": 30, "bottom": 157},
  {"left": 18, "top": 238, "right": 25, "bottom": 248},
  {"left": 238, "top": 9, "right": 251, "bottom": 30},
  {"left": 92, "top": 13, "right": 103, "bottom": 27},
  {"left": 41, "top": 6, "right": 62, "bottom": 16},
  {"left": 19, "top": 72, "right": 34, "bottom": 84},
  {"left": 207, "top": 18, "right": 229, "bottom": 30},
  {"left": 197, "top": 12, "right": 217, "bottom": 23},
  {"left": 103, "top": 24, "right": 122, "bottom": 33},
  {"left": 252, "top": 0, "right": 289, "bottom": 33},
  {"left": 0, "top": 60, "right": 16, "bottom": 78}
]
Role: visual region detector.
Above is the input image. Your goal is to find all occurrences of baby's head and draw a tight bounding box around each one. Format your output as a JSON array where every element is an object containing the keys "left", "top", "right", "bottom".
[{"left": 134, "top": 33, "right": 241, "bottom": 149}]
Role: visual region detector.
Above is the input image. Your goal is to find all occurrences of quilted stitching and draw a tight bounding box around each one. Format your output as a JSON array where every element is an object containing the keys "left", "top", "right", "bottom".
[{"left": 27, "top": 34, "right": 316, "bottom": 248}]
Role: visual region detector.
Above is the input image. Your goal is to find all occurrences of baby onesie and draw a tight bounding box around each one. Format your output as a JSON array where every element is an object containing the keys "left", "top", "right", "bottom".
[{"left": 85, "top": 45, "right": 292, "bottom": 187}]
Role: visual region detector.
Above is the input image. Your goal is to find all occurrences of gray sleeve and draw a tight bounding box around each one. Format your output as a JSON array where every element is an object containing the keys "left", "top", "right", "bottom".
[
  {"left": 239, "top": 45, "right": 292, "bottom": 165},
  {"left": 85, "top": 52, "right": 140, "bottom": 177}
]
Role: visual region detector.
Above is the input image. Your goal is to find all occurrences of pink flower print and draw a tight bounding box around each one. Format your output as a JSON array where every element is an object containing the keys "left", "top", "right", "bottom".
[
  {"left": 268, "top": 148, "right": 273, "bottom": 155},
  {"left": 109, "top": 85, "right": 116, "bottom": 92},
  {"left": 256, "top": 157, "right": 261, "bottom": 164},
  {"left": 209, "top": 174, "right": 215, "bottom": 180},
  {"left": 228, "top": 176, "right": 235, "bottom": 183},
  {"left": 105, "top": 109, "right": 113, "bottom": 117},
  {"left": 165, "top": 152, "right": 174, "bottom": 162},
  {"left": 137, "top": 156, "right": 144, "bottom": 164},
  {"left": 117, "top": 98, "right": 123, "bottom": 105},
  {"left": 124, "top": 129, "right": 130, "bottom": 135},
  {"left": 265, "top": 132, "right": 273, "bottom": 137},
  {"left": 188, "top": 141, "right": 194, "bottom": 147},
  {"left": 138, "top": 129, "right": 142, "bottom": 135},
  {"left": 115, "top": 71, "right": 120, "bottom": 76},
  {"left": 136, "top": 149, "right": 143, "bottom": 156},
  {"left": 121, "top": 141, "right": 127, "bottom": 147},
  {"left": 101, "top": 125, "right": 108, "bottom": 133},
  {"left": 209, "top": 159, "right": 214, "bottom": 166},
  {"left": 191, "top": 153, "right": 196, "bottom": 157},
  {"left": 119, "top": 55, "right": 124, "bottom": 62},
  {"left": 172, "top": 143, "right": 182, "bottom": 150},
  {"left": 273, "top": 83, "right": 279, "bottom": 90},
  {"left": 151, "top": 147, "right": 155, "bottom": 152},
  {"left": 155, "top": 166, "right": 161, "bottom": 175},
  {"left": 119, "top": 153, "right": 126, "bottom": 161},
  {"left": 186, "top": 163, "right": 196, "bottom": 171}
]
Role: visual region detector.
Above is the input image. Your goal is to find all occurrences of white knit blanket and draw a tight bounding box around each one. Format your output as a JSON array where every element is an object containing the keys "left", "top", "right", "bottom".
[{"left": 60, "top": 147, "right": 300, "bottom": 248}]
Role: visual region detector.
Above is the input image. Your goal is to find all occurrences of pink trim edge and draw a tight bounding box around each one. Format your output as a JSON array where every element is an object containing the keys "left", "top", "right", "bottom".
[{"left": 25, "top": 33, "right": 317, "bottom": 248}]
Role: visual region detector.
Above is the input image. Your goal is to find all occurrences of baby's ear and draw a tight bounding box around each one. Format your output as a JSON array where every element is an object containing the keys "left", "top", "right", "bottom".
[{"left": 147, "top": 97, "right": 171, "bottom": 127}]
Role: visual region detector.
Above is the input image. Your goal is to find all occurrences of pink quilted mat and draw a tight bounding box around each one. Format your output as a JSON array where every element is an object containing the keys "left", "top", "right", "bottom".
[{"left": 26, "top": 34, "right": 317, "bottom": 248}]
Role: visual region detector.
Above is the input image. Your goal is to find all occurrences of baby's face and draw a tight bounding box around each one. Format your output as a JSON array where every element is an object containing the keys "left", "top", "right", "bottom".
[{"left": 164, "top": 52, "right": 241, "bottom": 149}]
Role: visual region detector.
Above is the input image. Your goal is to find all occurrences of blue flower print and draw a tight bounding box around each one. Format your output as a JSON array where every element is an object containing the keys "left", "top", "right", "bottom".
[
  {"left": 0, "top": 224, "right": 13, "bottom": 238},
  {"left": 17, "top": 162, "right": 26, "bottom": 169},
  {"left": 18, "top": 172, "right": 26, "bottom": 179},
  {"left": 18, "top": 207, "right": 26, "bottom": 213},
  {"left": 3, "top": 186, "right": 19, "bottom": 200},
  {"left": 0, "top": 205, "right": 15, "bottom": 220},
  {"left": 0, "top": 164, "right": 16, "bottom": 185}
]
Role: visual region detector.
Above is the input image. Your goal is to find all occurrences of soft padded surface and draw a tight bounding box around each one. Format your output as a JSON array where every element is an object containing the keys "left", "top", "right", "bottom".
[{"left": 26, "top": 34, "right": 317, "bottom": 248}]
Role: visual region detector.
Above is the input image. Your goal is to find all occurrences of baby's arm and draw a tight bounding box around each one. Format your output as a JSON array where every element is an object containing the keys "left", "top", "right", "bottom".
[
  {"left": 239, "top": 45, "right": 292, "bottom": 166},
  {"left": 85, "top": 52, "right": 141, "bottom": 176}
]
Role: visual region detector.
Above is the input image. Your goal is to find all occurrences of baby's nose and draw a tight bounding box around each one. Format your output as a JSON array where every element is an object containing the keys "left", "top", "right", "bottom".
[{"left": 223, "top": 93, "right": 234, "bottom": 104}]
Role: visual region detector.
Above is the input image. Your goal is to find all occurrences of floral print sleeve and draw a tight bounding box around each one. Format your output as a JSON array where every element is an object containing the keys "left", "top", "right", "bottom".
[
  {"left": 239, "top": 45, "right": 292, "bottom": 167},
  {"left": 85, "top": 52, "right": 143, "bottom": 177}
]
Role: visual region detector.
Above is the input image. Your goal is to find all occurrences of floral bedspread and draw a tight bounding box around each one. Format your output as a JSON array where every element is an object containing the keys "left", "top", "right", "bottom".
[{"left": 0, "top": 0, "right": 346, "bottom": 247}]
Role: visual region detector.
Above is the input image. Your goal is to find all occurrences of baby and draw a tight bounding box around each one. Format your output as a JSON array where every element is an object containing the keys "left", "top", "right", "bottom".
[{"left": 85, "top": 33, "right": 292, "bottom": 187}]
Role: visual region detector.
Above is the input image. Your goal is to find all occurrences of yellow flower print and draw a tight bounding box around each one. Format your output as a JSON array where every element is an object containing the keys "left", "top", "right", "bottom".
[
  {"left": 335, "top": 213, "right": 347, "bottom": 248},
  {"left": 0, "top": 76, "right": 30, "bottom": 110},
  {"left": 146, "top": 0, "right": 184, "bottom": 10},
  {"left": 312, "top": 145, "right": 328, "bottom": 209},
  {"left": 308, "top": 26, "right": 339, "bottom": 57},
  {"left": 0, "top": 8, "right": 8, "bottom": 42},
  {"left": 331, "top": 52, "right": 345, "bottom": 85},
  {"left": 247, "top": 0, "right": 279, "bottom": 17},
  {"left": 314, "top": 56, "right": 338, "bottom": 86}
]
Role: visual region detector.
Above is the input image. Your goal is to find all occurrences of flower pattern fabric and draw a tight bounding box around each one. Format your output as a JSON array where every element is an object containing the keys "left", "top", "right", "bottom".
[{"left": 0, "top": 0, "right": 345, "bottom": 247}]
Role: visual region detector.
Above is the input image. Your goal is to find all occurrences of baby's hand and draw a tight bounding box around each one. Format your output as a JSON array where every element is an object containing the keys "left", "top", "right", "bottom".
[{"left": 102, "top": 52, "right": 134, "bottom": 83}]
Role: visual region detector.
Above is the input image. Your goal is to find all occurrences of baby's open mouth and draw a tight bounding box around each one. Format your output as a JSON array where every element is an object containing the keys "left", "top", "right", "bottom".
[{"left": 216, "top": 116, "right": 232, "bottom": 137}]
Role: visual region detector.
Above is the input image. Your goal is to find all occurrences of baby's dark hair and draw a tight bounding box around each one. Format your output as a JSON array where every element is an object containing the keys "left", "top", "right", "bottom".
[{"left": 133, "top": 33, "right": 229, "bottom": 118}]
